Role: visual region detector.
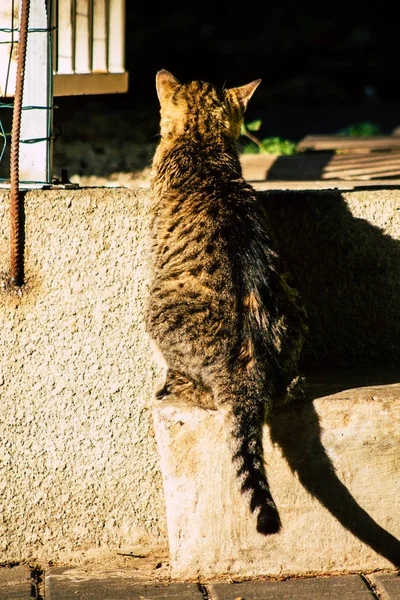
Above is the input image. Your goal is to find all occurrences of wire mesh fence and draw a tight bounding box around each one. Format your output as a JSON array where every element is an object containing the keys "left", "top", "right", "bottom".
[
  {"left": 0, "top": 0, "right": 54, "bottom": 186},
  {"left": 0, "top": 0, "right": 127, "bottom": 186}
]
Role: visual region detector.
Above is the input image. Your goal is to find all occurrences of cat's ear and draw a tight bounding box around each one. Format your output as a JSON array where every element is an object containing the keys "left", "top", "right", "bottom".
[
  {"left": 156, "top": 70, "right": 180, "bottom": 103},
  {"left": 231, "top": 79, "right": 261, "bottom": 111}
]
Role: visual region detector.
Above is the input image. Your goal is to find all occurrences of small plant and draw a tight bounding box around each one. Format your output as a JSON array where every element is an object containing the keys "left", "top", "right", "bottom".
[
  {"left": 336, "top": 121, "right": 382, "bottom": 137},
  {"left": 240, "top": 120, "right": 297, "bottom": 155}
]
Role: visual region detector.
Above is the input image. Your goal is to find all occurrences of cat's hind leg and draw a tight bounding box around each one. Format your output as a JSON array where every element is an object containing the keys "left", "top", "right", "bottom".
[{"left": 156, "top": 370, "right": 216, "bottom": 410}]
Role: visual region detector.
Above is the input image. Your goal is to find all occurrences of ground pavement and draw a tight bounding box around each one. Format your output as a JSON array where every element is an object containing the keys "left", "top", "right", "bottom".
[{"left": 1, "top": 564, "right": 400, "bottom": 599}]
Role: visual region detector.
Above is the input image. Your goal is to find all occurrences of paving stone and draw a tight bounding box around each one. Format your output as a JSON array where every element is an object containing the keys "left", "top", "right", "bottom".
[
  {"left": 369, "top": 572, "right": 400, "bottom": 599},
  {"left": 46, "top": 568, "right": 204, "bottom": 600},
  {"left": 207, "top": 575, "right": 375, "bottom": 600},
  {"left": 0, "top": 565, "right": 32, "bottom": 599}
]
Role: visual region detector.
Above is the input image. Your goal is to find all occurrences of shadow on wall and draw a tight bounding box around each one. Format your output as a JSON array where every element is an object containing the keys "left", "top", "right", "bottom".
[
  {"left": 262, "top": 191, "right": 400, "bottom": 567},
  {"left": 268, "top": 400, "right": 400, "bottom": 568},
  {"left": 261, "top": 190, "right": 400, "bottom": 368}
]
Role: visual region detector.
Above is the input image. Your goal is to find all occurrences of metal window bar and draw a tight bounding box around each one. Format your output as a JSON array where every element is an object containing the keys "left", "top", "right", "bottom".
[{"left": 0, "top": 0, "right": 127, "bottom": 186}]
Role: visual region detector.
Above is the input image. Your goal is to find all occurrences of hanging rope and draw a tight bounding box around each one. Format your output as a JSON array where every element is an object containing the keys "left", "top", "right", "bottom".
[{"left": 10, "top": 0, "right": 30, "bottom": 286}]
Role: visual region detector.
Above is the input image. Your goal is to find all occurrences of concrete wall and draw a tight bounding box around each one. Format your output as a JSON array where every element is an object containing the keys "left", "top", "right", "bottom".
[
  {"left": 0, "top": 187, "right": 399, "bottom": 566},
  {"left": 155, "top": 383, "right": 400, "bottom": 579},
  {"left": 0, "top": 188, "right": 167, "bottom": 564}
]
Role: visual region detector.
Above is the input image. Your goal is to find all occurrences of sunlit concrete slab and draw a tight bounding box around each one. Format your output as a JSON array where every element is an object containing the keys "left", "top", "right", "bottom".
[{"left": 153, "top": 371, "right": 400, "bottom": 579}]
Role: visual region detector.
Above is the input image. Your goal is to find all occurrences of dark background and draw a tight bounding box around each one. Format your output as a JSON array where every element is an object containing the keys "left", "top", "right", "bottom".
[
  {"left": 122, "top": 1, "right": 400, "bottom": 139},
  {"left": 53, "top": 2, "right": 400, "bottom": 177},
  {"left": 123, "top": 2, "right": 398, "bottom": 137}
]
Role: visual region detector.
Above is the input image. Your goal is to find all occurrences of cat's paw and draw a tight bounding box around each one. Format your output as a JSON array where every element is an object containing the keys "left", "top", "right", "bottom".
[
  {"left": 286, "top": 375, "right": 307, "bottom": 402},
  {"left": 155, "top": 385, "right": 171, "bottom": 401}
]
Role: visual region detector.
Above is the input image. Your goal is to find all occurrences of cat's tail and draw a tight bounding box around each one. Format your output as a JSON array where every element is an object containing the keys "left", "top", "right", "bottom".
[{"left": 223, "top": 387, "right": 282, "bottom": 535}]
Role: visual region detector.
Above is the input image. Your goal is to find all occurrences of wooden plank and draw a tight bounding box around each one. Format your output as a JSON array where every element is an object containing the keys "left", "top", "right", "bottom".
[
  {"left": 57, "top": 0, "right": 74, "bottom": 74},
  {"left": 326, "top": 169, "right": 400, "bottom": 181},
  {"left": 250, "top": 179, "right": 400, "bottom": 190},
  {"left": 240, "top": 152, "right": 400, "bottom": 183},
  {"left": 108, "top": 0, "right": 125, "bottom": 72},
  {"left": 323, "top": 168, "right": 400, "bottom": 180},
  {"left": 92, "top": 0, "right": 107, "bottom": 72},
  {"left": 241, "top": 153, "right": 336, "bottom": 182},
  {"left": 74, "top": 0, "right": 91, "bottom": 73},
  {"left": 297, "top": 135, "right": 400, "bottom": 151},
  {"left": 325, "top": 151, "right": 400, "bottom": 167},
  {"left": 323, "top": 151, "right": 400, "bottom": 179},
  {"left": 53, "top": 71, "right": 128, "bottom": 95}
]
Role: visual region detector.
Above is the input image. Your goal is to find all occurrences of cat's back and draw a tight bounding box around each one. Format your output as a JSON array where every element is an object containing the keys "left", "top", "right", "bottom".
[
  {"left": 149, "top": 75, "right": 258, "bottom": 267},
  {"left": 152, "top": 155, "right": 268, "bottom": 284},
  {"left": 149, "top": 73, "right": 277, "bottom": 298}
]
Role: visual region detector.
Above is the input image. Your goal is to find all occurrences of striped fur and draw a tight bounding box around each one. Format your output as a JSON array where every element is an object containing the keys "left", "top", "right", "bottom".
[{"left": 146, "top": 70, "right": 308, "bottom": 534}]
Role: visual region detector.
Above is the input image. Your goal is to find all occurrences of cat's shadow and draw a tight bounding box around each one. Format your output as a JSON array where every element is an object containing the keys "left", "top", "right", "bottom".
[
  {"left": 267, "top": 390, "right": 400, "bottom": 567},
  {"left": 262, "top": 190, "right": 400, "bottom": 567},
  {"left": 262, "top": 189, "right": 400, "bottom": 368}
]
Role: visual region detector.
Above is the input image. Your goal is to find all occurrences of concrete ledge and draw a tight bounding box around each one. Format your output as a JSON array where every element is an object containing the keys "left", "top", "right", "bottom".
[
  {"left": 0, "top": 188, "right": 168, "bottom": 563},
  {"left": 153, "top": 371, "right": 400, "bottom": 579},
  {"left": 1, "top": 186, "right": 399, "bottom": 566}
]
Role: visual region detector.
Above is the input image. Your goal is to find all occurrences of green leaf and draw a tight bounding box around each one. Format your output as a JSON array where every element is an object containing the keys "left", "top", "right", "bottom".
[
  {"left": 337, "top": 122, "right": 382, "bottom": 137},
  {"left": 246, "top": 119, "right": 262, "bottom": 132},
  {"left": 260, "top": 137, "right": 297, "bottom": 155}
]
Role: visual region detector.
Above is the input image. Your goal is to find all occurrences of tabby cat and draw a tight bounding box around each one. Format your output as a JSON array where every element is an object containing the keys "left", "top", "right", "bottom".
[{"left": 147, "top": 70, "right": 307, "bottom": 535}]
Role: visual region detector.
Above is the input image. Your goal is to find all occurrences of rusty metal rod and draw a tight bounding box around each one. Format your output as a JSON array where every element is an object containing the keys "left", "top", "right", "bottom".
[{"left": 10, "top": 0, "right": 30, "bottom": 286}]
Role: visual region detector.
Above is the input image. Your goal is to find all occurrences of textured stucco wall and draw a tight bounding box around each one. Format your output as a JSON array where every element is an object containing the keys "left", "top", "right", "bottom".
[
  {"left": 0, "top": 188, "right": 167, "bottom": 564},
  {"left": 0, "top": 187, "right": 399, "bottom": 565}
]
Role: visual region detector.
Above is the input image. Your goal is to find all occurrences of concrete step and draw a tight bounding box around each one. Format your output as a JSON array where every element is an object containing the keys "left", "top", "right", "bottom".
[{"left": 153, "top": 369, "right": 400, "bottom": 580}]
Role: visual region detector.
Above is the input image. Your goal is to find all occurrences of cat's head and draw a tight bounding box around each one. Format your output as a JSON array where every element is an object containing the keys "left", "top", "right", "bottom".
[{"left": 155, "top": 70, "right": 261, "bottom": 142}]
